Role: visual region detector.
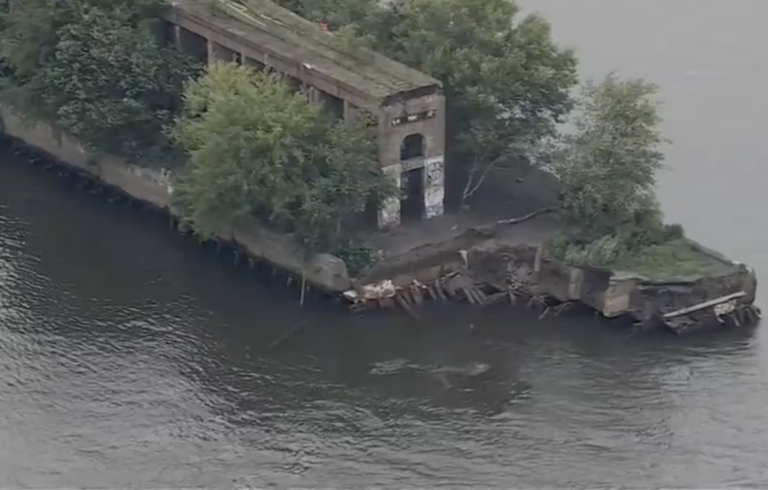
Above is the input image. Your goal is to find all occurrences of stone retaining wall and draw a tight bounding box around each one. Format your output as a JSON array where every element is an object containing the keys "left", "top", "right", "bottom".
[{"left": 0, "top": 110, "right": 352, "bottom": 292}]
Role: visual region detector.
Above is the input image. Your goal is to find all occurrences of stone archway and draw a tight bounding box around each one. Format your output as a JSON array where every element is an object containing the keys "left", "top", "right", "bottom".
[{"left": 400, "top": 133, "right": 425, "bottom": 161}]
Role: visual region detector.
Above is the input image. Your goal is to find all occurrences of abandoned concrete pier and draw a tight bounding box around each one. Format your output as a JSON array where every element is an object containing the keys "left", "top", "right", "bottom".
[{"left": 0, "top": 0, "right": 760, "bottom": 334}]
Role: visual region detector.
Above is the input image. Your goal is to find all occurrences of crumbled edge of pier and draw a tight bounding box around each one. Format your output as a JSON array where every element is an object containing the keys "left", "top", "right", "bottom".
[{"left": 342, "top": 220, "right": 761, "bottom": 335}]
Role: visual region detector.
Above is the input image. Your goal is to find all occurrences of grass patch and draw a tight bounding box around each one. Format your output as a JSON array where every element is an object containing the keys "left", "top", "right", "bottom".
[
  {"left": 603, "top": 238, "right": 719, "bottom": 280},
  {"left": 548, "top": 227, "right": 727, "bottom": 280}
]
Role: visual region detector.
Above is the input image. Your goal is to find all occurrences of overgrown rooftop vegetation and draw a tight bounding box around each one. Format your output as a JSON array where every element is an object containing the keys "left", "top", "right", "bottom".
[{"left": 183, "top": 0, "right": 440, "bottom": 101}]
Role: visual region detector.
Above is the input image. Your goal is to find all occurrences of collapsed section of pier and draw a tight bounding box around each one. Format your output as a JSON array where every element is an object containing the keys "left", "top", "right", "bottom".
[{"left": 344, "top": 216, "right": 760, "bottom": 335}]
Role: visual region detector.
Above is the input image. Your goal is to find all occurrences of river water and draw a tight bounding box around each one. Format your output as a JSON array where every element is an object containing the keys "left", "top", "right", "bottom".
[{"left": 2, "top": 1, "right": 767, "bottom": 487}]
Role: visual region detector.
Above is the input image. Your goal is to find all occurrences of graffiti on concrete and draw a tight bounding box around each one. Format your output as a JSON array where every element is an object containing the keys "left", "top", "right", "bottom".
[
  {"left": 130, "top": 165, "right": 175, "bottom": 195},
  {"left": 378, "top": 163, "right": 402, "bottom": 227},
  {"left": 424, "top": 156, "right": 444, "bottom": 218}
]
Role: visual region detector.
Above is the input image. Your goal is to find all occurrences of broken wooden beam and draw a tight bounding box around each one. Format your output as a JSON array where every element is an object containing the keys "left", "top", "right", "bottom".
[{"left": 662, "top": 291, "right": 747, "bottom": 319}]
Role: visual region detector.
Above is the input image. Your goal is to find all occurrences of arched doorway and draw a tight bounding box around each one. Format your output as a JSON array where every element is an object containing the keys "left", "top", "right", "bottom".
[
  {"left": 400, "top": 133, "right": 425, "bottom": 160},
  {"left": 399, "top": 133, "right": 426, "bottom": 222}
]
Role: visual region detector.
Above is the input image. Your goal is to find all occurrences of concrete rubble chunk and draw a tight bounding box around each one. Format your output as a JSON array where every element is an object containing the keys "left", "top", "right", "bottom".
[{"left": 307, "top": 253, "right": 352, "bottom": 292}]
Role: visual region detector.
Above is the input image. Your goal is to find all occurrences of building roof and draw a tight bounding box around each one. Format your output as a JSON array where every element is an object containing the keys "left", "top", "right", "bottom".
[{"left": 174, "top": 0, "right": 441, "bottom": 102}]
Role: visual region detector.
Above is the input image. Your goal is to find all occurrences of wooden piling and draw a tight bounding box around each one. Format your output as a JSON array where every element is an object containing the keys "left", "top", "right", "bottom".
[
  {"left": 435, "top": 280, "right": 446, "bottom": 300},
  {"left": 411, "top": 285, "right": 424, "bottom": 305},
  {"left": 395, "top": 293, "right": 420, "bottom": 319}
]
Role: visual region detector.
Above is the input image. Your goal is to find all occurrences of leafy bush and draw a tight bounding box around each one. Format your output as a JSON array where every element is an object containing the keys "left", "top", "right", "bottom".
[
  {"left": 331, "top": 237, "right": 383, "bottom": 276},
  {"left": 548, "top": 218, "right": 697, "bottom": 278},
  {"left": 0, "top": 0, "right": 198, "bottom": 164},
  {"left": 542, "top": 73, "right": 696, "bottom": 277},
  {"left": 548, "top": 74, "right": 668, "bottom": 234}
]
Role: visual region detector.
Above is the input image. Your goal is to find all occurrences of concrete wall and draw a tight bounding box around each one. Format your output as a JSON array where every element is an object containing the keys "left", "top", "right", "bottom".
[
  {"left": 0, "top": 110, "right": 353, "bottom": 293},
  {"left": 377, "top": 92, "right": 446, "bottom": 227},
  {"left": 464, "top": 240, "right": 643, "bottom": 319},
  {"left": 535, "top": 258, "right": 573, "bottom": 302},
  {"left": 628, "top": 265, "right": 756, "bottom": 322}
]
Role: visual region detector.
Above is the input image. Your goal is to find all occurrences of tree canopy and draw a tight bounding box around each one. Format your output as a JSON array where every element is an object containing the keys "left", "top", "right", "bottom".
[
  {"left": 548, "top": 74, "right": 668, "bottom": 233},
  {"left": 544, "top": 74, "right": 700, "bottom": 277},
  {"left": 170, "top": 62, "right": 394, "bottom": 254},
  {"left": 276, "top": 0, "right": 579, "bottom": 206},
  {"left": 0, "top": 0, "right": 196, "bottom": 163}
]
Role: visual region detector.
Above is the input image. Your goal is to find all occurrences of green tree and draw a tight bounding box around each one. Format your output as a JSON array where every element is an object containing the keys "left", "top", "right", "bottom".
[
  {"left": 270, "top": 0, "right": 578, "bottom": 207},
  {"left": 361, "top": 0, "right": 578, "bottom": 206},
  {"left": 0, "top": 0, "right": 77, "bottom": 121},
  {"left": 40, "top": 3, "right": 197, "bottom": 162},
  {"left": 0, "top": 0, "right": 196, "bottom": 163},
  {"left": 544, "top": 74, "right": 693, "bottom": 275},
  {"left": 548, "top": 73, "right": 668, "bottom": 233},
  {"left": 170, "top": 62, "right": 394, "bottom": 253}
]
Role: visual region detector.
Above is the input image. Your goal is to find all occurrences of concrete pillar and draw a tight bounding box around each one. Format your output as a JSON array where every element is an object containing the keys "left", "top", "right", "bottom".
[
  {"left": 423, "top": 156, "right": 445, "bottom": 219},
  {"left": 208, "top": 40, "right": 234, "bottom": 62},
  {"left": 173, "top": 25, "right": 208, "bottom": 62},
  {"left": 377, "top": 163, "right": 402, "bottom": 228},
  {"left": 174, "top": 25, "right": 181, "bottom": 48},
  {"left": 568, "top": 268, "right": 584, "bottom": 300},
  {"left": 175, "top": 25, "right": 198, "bottom": 53},
  {"left": 343, "top": 100, "right": 362, "bottom": 122},
  {"left": 305, "top": 85, "right": 320, "bottom": 104},
  {"left": 244, "top": 56, "right": 265, "bottom": 70}
]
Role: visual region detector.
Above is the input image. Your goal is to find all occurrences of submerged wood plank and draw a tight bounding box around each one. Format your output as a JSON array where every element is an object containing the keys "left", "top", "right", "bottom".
[{"left": 268, "top": 321, "right": 307, "bottom": 350}]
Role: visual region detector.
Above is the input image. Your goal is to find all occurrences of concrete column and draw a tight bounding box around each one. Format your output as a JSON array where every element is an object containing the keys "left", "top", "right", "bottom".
[
  {"left": 244, "top": 56, "right": 265, "bottom": 70},
  {"left": 173, "top": 25, "right": 208, "bottom": 62},
  {"left": 175, "top": 25, "right": 197, "bottom": 53},
  {"left": 305, "top": 85, "right": 320, "bottom": 104},
  {"left": 423, "top": 156, "right": 445, "bottom": 219},
  {"left": 343, "top": 100, "right": 362, "bottom": 122},
  {"left": 568, "top": 268, "right": 584, "bottom": 300},
  {"left": 207, "top": 40, "right": 232, "bottom": 62},
  {"left": 174, "top": 25, "right": 181, "bottom": 49},
  {"left": 377, "top": 163, "right": 402, "bottom": 228}
]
